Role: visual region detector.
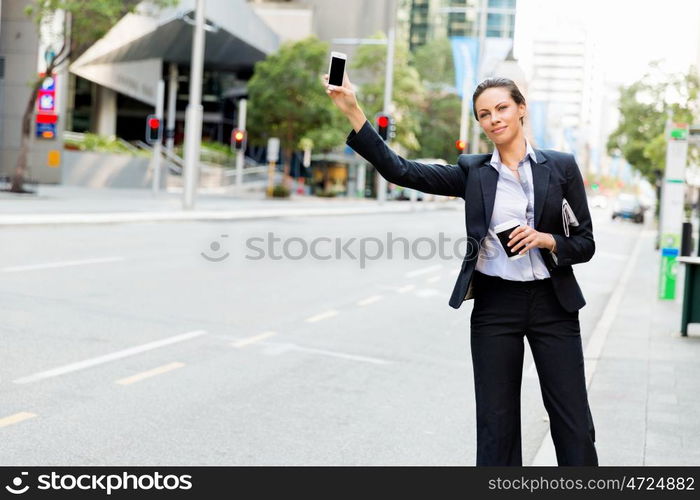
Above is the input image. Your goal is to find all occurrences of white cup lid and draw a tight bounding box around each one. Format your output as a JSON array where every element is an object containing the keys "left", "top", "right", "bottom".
[{"left": 494, "top": 218, "right": 522, "bottom": 233}]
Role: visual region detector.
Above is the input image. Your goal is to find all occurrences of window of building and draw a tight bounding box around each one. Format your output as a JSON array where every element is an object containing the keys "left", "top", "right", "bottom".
[{"left": 488, "top": 0, "right": 516, "bottom": 8}]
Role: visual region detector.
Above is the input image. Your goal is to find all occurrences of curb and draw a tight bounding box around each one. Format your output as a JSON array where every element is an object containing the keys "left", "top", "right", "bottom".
[{"left": 0, "top": 203, "right": 459, "bottom": 227}]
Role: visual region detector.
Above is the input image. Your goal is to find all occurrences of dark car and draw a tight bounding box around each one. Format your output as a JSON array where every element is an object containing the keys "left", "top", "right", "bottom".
[{"left": 612, "top": 194, "right": 645, "bottom": 223}]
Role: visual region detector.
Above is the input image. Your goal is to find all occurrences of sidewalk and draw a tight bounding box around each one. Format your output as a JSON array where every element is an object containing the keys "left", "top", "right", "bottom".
[
  {"left": 0, "top": 184, "right": 460, "bottom": 226},
  {"left": 534, "top": 224, "right": 700, "bottom": 465},
  {"left": 591, "top": 227, "right": 700, "bottom": 465}
]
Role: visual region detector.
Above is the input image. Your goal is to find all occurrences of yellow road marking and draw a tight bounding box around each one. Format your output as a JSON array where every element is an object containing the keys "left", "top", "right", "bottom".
[
  {"left": 115, "top": 362, "right": 185, "bottom": 385},
  {"left": 357, "top": 295, "right": 383, "bottom": 306},
  {"left": 231, "top": 331, "right": 277, "bottom": 348},
  {"left": 0, "top": 412, "right": 37, "bottom": 428},
  {"left": 305, "top": 310, "right": 339, "bottom": 323}
]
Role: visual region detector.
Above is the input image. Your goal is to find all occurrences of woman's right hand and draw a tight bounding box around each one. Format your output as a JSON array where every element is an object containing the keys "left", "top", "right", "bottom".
[{"left": 322, "top": 71, "right": 360, "bottom": 117}]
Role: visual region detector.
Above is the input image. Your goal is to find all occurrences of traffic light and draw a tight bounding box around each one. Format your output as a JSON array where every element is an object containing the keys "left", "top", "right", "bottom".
[
  {"left": 376, "top": 113, "right": 390, "bottom": 141},
  {"left": 455, "top": 139, "right": 467, "bottom": 152},
  {"left": 145, "top": 115, "right": 162, "bottom": 145},
  {"left": 231, "top": 128, "right": 247, "bottom": 151}
]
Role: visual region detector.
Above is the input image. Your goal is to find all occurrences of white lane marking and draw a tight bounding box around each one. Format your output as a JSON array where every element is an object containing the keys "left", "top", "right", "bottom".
[
  {"left": 13, "top": 330, "right": 207, "bottom": 384},
  {"left": 305, "top": 310, "right": 339, "bottom": 323},
  {"left": 262, "top": 342, "right": 391, "bottom": 365},
  {"left": 414, "top": 288, "right": 440, "bottom": 297},
  {"left": 405, "top": 264, "right": 443, "bottom": 278},
  {"left": 397, "top": 284, "right": 416, "bottom": 293},
  {"left": 426, "top": 275, "right": 441, "bottom": 283},
  {"left": 357, "top": 295, "right": 383, "bottom": 306},
  {"left": 531, "top": 231, "right": 646, "bottom": 466},
  {"left": 1, "top": 256, "right": 125, "bottom": 273},
  {"left": 0, "top": 412, "right": 37, "bottom": 428},
  {"left": 231, "top": 331, "right": 277, "bottom": 348},
  {"left": 115, "top": 362, "right": 185, "bottom": 385}
]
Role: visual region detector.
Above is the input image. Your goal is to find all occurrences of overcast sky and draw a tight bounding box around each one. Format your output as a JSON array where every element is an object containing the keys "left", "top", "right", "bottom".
[{"left": 515, "top": 0, "right": 700, "bottom": 85}]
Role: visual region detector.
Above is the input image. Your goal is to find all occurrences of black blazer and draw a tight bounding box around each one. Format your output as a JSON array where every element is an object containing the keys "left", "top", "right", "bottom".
[{"left": 346, "top": 119, "right": 595, "bottom": 313}]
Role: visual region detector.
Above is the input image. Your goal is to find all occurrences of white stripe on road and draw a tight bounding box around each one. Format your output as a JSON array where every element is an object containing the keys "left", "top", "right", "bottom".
[
  {"left": 231, "top": 331, "right": 277, "bottom": 348},
  {"left": 263, "top": 342, "right": 392, "bottom": 365},
  {"left": 1, "top": 256, "right": 125, "bottom": 273},
  {"left": 115, "top": 362, "right": 185, "bottom": 385},
  {"left": 405, "top": 264, "right": 443, "bottom": 278},
  {"left": 531, "top": 231, "right": 646, "bottom": 466},
  {"left": 305, "top": 310, "right": 339, "bottom": 323},
  {"left": 397, "top": 284, "right": 416, "bottom": 293},
  {"left": 0, "top": 412, "right": 37, "bottom": 428},
  {"left": 13, "top": 330, "right": 207, "bottom": 384},
  {"left": 426, "top": 275, "right": 441, "bottom": 283},
  {"left": 356, "top": 295, "right": 383, "bottom": 306}
]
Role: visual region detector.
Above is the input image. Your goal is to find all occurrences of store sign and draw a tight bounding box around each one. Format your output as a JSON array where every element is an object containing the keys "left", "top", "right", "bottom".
[{"left": 35, "top": 72, "right": 58, "bottom": 139}]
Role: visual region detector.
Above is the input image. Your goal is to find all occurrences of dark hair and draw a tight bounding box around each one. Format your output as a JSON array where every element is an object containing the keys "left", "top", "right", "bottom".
[{"left": 472, "top": 77, "right": 526, "bottom": 126}]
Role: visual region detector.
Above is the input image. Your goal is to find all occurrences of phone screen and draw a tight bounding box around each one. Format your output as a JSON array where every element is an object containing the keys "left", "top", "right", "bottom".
[{"left": 328, "top": 56, "right": 346, "bottom": 86}]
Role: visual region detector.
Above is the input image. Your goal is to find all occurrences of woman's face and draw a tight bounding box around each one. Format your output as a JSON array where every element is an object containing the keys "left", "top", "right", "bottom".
[{"left": 475, "top": 87, "right": 525, "bottom": 145}]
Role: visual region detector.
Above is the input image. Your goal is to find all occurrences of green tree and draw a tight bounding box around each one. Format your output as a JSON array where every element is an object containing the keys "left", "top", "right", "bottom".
[
  {"left": 413, "top": 37, "right": 456, "bottom": 88},
  {"left": 412, "top": 38, "right": 461, "bottom": 161},
  {"left": 350, "top": 32, "right": 426, "bottom": 154},
  {"left": 10, "top": 0, "right": 176, "bottom": 193},
  {"left": 607, "top": 60, "right": 699, "bottom": 185},
  {"left": 246, "top": 35, "right": 346, "bottom": 186},
  {"left": 413, "top": 92, "right": 462, "bottom": 161}
]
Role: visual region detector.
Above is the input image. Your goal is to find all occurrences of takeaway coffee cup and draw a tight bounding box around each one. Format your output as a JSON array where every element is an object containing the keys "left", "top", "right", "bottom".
[{"left": 495, "top": 218, "right": 526, "bottom": 260}]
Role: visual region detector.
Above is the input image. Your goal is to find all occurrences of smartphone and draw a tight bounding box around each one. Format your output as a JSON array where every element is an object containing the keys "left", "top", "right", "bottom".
[{"left": 328, "top": 51, "right": 347, "bottom": 87}]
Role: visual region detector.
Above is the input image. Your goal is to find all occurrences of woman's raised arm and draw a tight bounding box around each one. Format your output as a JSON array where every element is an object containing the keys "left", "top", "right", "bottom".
[{"left": 323, "top": 72, "right": 466, "bottom": 198}]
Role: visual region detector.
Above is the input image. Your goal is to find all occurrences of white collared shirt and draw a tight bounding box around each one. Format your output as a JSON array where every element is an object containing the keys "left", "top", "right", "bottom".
[{"left": 475, "top": 138, "right": 551, "bottom": 281}]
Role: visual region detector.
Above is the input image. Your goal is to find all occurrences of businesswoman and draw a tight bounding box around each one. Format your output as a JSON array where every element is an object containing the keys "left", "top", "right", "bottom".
[{"left": 323, "top": 71, "right": 598, "bottom": 467}]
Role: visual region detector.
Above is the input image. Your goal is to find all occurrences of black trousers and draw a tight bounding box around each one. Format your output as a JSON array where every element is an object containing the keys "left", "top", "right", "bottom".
[{"left": 469, "top": 270, "right": 598, "bottom": 466}]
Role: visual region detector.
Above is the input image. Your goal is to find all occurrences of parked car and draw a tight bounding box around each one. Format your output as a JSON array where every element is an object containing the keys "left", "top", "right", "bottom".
[
  {"left": 611, "top": 194, "right": 645, "bottom": 223},
  {"left": 392, "top": 187, "right": 426, "bottom": 201}
]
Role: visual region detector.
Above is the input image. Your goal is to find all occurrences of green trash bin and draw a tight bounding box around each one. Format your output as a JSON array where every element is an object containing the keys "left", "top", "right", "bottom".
[{"left": 678, "top": 255, "right": 700, "bottom": 336}]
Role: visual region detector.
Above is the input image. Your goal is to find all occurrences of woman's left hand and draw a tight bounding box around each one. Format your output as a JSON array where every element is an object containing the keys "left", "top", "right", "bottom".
[{"left": 507, "top": 225, "right": 554, "bottom": 254}]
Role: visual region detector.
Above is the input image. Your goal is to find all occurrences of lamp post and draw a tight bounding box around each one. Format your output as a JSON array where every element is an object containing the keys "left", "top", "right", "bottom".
[{"left": 182, "top": 0, "right": 206, "bottom": 210}]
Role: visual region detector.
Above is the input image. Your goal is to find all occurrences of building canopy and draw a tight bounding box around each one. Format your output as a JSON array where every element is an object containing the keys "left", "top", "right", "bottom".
[{"left": 70, "top": 0, "right": 279, "bottom": 105}]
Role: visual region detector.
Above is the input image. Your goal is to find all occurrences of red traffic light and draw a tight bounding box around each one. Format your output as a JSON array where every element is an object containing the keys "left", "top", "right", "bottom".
[
  {"left": 145, "top": 114, "right": 162, "bottom": 145},
  {"left": 231, "top": 128, "right": 246, "bottom": 151},
  {"left": 455, "top": 139, "right": 466, "bottom": 151},
  {"left": 375, "top": 114, "right": 391, "bottom": 140}
]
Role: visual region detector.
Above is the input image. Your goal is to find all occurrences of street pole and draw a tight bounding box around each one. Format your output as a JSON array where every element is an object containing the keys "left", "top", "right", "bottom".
[
  {"left": 182, "top": 0, "right": 206, "bottom": 210},
  {"left": 166, "top": 63, "right": 178, "bottom": 152},
  {"left": 378, "top": 0, "right": 396, "bottom": 205},
  {"left": 469, "top": 0, "right": 488, "bottom": 154},
  {"left": 658, "top": 120, "right": 689, "bottom": 301},
  {"left": 152, "top": 79, "right": 165, "bottom": 195},
  {"left": 458, "top": 53, "right": 473, "bottom": 154},
  {"left": 235, "top": 98, "right": 247, "bottom": 193}
]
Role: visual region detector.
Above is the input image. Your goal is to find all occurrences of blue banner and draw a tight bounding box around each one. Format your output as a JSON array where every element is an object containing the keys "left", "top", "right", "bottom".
[{"left": 450, "top": 37, "right": 480, "bottom": 100}]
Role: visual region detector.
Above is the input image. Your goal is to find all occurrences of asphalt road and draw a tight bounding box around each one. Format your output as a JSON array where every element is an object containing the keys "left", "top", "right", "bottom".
[{"left": 0, "top": 202, "right": 644, "bottom": 465}]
